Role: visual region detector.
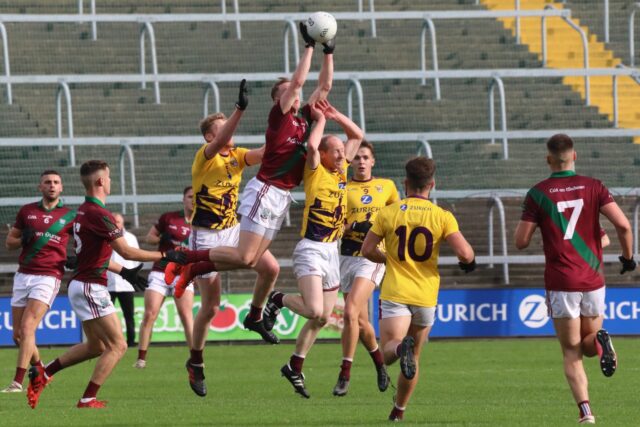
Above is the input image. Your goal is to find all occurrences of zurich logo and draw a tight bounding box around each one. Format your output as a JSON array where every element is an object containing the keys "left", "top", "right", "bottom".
[
  {"left": 361, "top": 195, "right": 372, "bottom": 204},
  {"left": 518, "top": 294, "right": 549, "bottom": 328},
  {"left": 400, "top": 204, "right": 408, "bottom": 211},
  {"left": 338, "top": 182, "right": 346, "bottom": 189}
]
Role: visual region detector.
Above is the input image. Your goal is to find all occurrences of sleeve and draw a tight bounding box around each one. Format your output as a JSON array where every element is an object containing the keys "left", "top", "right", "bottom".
[
  {"left": 12, "top": 206, "right": 26, "bottom": 230},
  {"left": 191, "top": 144, "right": 208, "bottom": 176},
  {"left": 387, "top": 181, "right": 401, "bottom": 204},
  {"left": 442, "top": 210, "right": 460, "bottom": 239},
  {"left": 370, "top": 207, "right": 386, "bottom": 237},
  {"left": 268, "top": 104, "right": 286, "bottom": 130},
  {"left": 154, "top": 213, "right": 167, "bottom": 234},
  {"left": 96, "top": 211, "right": 124, "bottom": 242},
  {"left": 597, "top": 180, "right": 614, "bottom": 208},
  {"left": 520, "top": 190, "right": 539, "bottom": 223}
]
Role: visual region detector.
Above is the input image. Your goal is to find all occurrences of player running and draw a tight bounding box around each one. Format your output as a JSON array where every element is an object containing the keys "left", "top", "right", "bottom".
[
  {"left": 514, "top": 134, "right": 635, "bottom": 425},
  {"left": 2, "top": 170, "right": 75, "bottom": 393},
  {"left": 26, "top": 160, "right": 186, "bottom": 409},
  {"left": 170, "top": 23, "right": 335, "bottom": 311},
  {"left": 134, "top": 186, "right": 195, "bottom": 369},
  {"left": 332, "top": 140, "right": 400, "bottom": 397},
  {"left": 264, "top": 100, "right": 363, "bottom": 399},
  {"left": 361, "top": 157, "right": 475, "bottom": 421}
]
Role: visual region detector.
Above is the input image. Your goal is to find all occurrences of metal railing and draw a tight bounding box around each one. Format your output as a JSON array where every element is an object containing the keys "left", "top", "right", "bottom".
[
  {"left": 139, "top": 21, "right": 160, "bottom": 104},
  {"left": 488, "top": 76, "right": 507, "bottom": 159},
  {"left": 55, "top": 82, "right": 75, "bottom": 166},
  {"left": 0, "top": 23, "right": 11, "bottom": 104},
  {"left": 203, "top": 81, "right": 221, "bottom": 117},
  {"left": 561, "top": 0, "right": 610, "bottom": 43},
  {"left": 487, "top": 196, "right": 509, "bottom": 284},
  {"left": 542, "top": 5, "right": 590, "bottom": 105},
  {"left": 630, "top": 3, "right": 640, "bottom": 67},
  {"left": 420, "top": 18, "right": 440, "bottom": 99},
  {"left": 119, "top": 144, "right": 139, "bottom": 228}
]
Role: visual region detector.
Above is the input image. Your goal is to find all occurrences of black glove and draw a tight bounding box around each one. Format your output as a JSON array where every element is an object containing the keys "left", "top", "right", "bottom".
[
  {"left": 351, "top": 221, "right": 372, "bottom": 234},
  {"left": 299, "top": 22, "right": 316, "bottom": 48},
  {"left": 619, "top": 255, "right": 636, "bottom": 274},
  {"left": 235, "top": 79, "right": 249, "bottom": 111},
  {"left": 119, "top": 264, "right": 148, "bottom": 292},
  {"left": 162, "top": 249, "right": 187, "bottom": 265},
  {"left": 65, "top": 255, "right": 78, "bottom": 270},
  {"left": 458, "top": 259, "right": 476, "bottom": 274},
  {"left": 21, "top": 227, "right": 34, "bottom": 247},
  {"left": 159, "top": 232, "right": 173, "bottom": 247},
  {"left": 322, "top": 37, "right": 335, "bottom": 54}
]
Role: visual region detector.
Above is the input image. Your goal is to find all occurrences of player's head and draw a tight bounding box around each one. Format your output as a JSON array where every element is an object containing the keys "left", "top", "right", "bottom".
[
  {"left": 271, "top": 77, "right": 299, "bottom": 112},
  {"left": 200, "top": 113, "right": 234, "bottom": 149},
  {"left": 404, "top": 157, "right": 435, "bottom": 194},
  {"left": 182, "top": 186, "right": 194, "bottom": 216},
  {"left": 352, "top": 140, "right": 375, "bottom": 181},
  {"left": 546, "top": 133, "right": 576, "bottom": 169},
  {"left": 319, "top": 135, "right": 345, "bottom": 171},
  {"left": 112, "top": 213, "right": 125, "bottom": 230},
  {"left": 39, "top": 170, "right": 63, "bottom": 203},
  {"left": 80, "top": 160, "right": 111, "bottom": 195}
]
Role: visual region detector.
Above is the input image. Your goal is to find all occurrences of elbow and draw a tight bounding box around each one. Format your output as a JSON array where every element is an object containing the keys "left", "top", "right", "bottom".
[
  {"left": 615, "top": 222, "right": 632, "bottom": 235},
  {"left": 319, "top": 81, "right": 332, "bottom": 94},
  {"left": 515, "top": 239, "right": 528, "bottom": 250},
  {"left": 290, "top": 77, "right": 305, "bottom": 90}
]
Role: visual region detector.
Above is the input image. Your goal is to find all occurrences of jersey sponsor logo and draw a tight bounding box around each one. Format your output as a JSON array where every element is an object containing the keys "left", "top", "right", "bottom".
[
  {"left": 518, "top": 294, "right": 549, "bottom": 328},
  {"left": 286, "top": 136, "right": 304, "bottom": 146},
  {"left": 338, "top": 182, "right": 346, "bottom": 189},
  {"left": 400, "top": 204, "right": 408, "bottom": 211},
  {"left": 360, "top": 195, "right": 373, "bottom": 204}
]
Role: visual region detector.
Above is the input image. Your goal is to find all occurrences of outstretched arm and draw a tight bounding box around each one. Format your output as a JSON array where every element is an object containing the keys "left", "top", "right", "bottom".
[
  {"left": 245, "top": 145, "right": 266, "bottom": 166},
  {"left": 204, "top": 79, "right": 249, "bottom": 159},
  {"left": 319, "top": 101, "right": 363, "bottom": 162},
  {"left": 305, "top": 103, "right": 327, "bottom": 171},
  {"left": 307, "top": 50, "right": 333, "bottom": 105},
  {"left": 279, "top": 43, "right": 314, "bottom": 114}
]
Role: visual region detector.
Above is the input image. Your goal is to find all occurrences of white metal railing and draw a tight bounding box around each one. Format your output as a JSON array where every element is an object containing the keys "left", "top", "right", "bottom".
[
  {"left": 0, "top": 22, "right": 11, "bottom": 104},
  {"left": 139, "top": 21, "right": 160, "bottom": 104},
  {"left": 488, "top": 76, "right": 507, "bottom": 159},
  {"left": 358, "top": 0, "right": 377, "bottom": 37},
  {"left": 347, "top": 78, "right": 365, "bottom": 134},
  {"left": 561, "top": 0, "right": 610, "bottom": 43},
  {"left": 55, "top": 82, "right": 75, "bottom": 166},
  {"left": 542, "top": 5, "right": 590, "bottom": 105},
  {"left": 282, "top": 19, "right": 300, "bottom": 75},
  {"left": 119, "top": 144, "right": 139, "bottom": 228},
  {"left": 420, "top": 18, "right": 440, "bottom": 99},
  {"left": 630, "top": 3, "right": 640, "bottom": 67},
  {"left": 203, "top": 81, "right": 221, "bottom": 117},
  {"left": 487, "top": 196, "right": 509, "bottom": 284}
]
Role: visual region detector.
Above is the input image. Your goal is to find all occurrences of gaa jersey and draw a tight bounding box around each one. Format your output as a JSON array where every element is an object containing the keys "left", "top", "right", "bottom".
[
  {"left": 256, "top": 104, "right": 312, "bottom": 190},
  {"left": 72, "top": 197, "right": 124, "bottom": 286},
  {"left": 151, "top": 211, "right": 191, "bottom": 272},
  {"left": 13, "top": 200, "right": 76, "bottom": 280},
  {"left": 191, "top": 145, "right": 248, "bottom": 230},
  {"left": 371, "top": 196, "right": 459, "bottom": 308},
  {"left": 341, "top": 177, "right": 400, "bottom": 256},
  {"left": 300, "top": 161, "right": 348, "bottom": 243},
  {"left": 521, "top": 171, "right": 614, "bottom": 292}
]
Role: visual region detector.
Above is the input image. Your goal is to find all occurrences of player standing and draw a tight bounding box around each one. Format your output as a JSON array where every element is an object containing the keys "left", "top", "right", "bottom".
[
  {"left": 514, "top": 134, "right": 635, "bottom": 424},
  {"left": 264, "top": 100, "right": 363, "bottom": 398},
  {"left": 332, "top": 140, "right": 399, "bottom": 396},
  {"left": 134, "top": 186, "right": 195, "bottom": 369},
  {"left": 26, "top": 160, "right": 185, "bottom": 409},
  {"left": 361, "top": 157, "right": 475, "bottom": 421},
  {"left": 1, "top": 171, "right": 75, "bottom": 393}
]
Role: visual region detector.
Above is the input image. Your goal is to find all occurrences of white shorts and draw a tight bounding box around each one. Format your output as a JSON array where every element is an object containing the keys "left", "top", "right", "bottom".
[
  {"left": 11, "top": 272, "right": 61, "bottom": 308},
  {"left": 545, "top": 287, "right": 606, "bottom": 319},
  {"left": 147, "top": 270, "right": 194, "bottom": 297},
  {"left": 68, "top": 280, "right": 116, "bottom": 322},
  {"left": 380, "top": 299, "right": 436, "bottom": 327},
  {"left": 339, "top": 256, "right": 385, "bottom": 293},
  {"left": 293, "top": 239, "right": 340, "bottom": 291},
  {"left": 190, "top": 224, "right": 240, "bottom": 279},
  {"left": 238, "top": 177, "right": 291, "bottom": 231}
]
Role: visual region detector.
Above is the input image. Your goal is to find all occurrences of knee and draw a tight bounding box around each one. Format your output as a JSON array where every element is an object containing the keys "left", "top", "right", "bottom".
[
  {"left": 111, "top": 339, "right": 128, "bottom": 358},
  {"left": 239, "top": 252, "right": 259, "bottom": 269},
  {"left": 143, "top": 310, "right": 159, "bottom": 325},
  {"left": 88, "top": 340, "right": 106, "bottom": 357},
  {"left": 200, "top": 305, "right": 219, "bottom": 321},
  {"left": 262, "top": 261, "right": 280, "bottom": 281},
  {"left": 314, "top": 316, "right": 328, "bottom": 327},
  {"left": 343, "top": 306, "right": 359, "bottom": 326}
]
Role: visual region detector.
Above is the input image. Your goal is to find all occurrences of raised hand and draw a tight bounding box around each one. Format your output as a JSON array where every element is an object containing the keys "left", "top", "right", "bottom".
[
  {"left": 299, "top": 22, "right": 316, "bottom": 48},
  {"left": 322, "top": 37, "right": 335, "bottom": 54},
  {"left": 235, "top": 79, "right": 249, "bottom": 111}
]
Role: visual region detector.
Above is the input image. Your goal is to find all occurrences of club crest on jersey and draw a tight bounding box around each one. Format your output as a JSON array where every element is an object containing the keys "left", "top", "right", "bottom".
[
  {"left": 376, "top": 185, "right": 384, "bottom": 193},
  {"left": 361, "top": 195, "right": 373, "bottom": 204},
  {"left": 400, "top": 204, "right": 408, "bottom": 211},
  {"left": 229, "top": 158, "right": 239, "bottom": 168}
]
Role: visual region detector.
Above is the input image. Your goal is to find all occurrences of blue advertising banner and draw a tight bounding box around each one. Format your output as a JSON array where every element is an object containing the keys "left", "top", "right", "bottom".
[
  {"left": 373, "top": 287, "right": 640, "bottom": 338},
  {"left": 0, "top": 296, "right": 82, "bottom": 346}
]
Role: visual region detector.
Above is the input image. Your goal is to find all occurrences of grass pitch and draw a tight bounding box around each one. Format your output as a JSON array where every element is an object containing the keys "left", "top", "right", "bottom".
[{"left": 0, "top": 338, "right": 638, "bottom": 426}]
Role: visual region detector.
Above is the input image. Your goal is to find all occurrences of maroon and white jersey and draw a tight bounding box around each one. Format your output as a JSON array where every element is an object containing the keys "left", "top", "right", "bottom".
[
  {"left": 256, "top": 104, "right": 312, "bottom": 190},
  {"left": 13, "top": 201, "right": 75, "bottom": 280},
  {"left": 72, "top": 197, "right": 123, "bottom": 286},
  {"left": 521, "top": 171, "right": 614, "bottom": 292},
  {"left": 152, "top": 211, "right": 190, "bottom": 272}
]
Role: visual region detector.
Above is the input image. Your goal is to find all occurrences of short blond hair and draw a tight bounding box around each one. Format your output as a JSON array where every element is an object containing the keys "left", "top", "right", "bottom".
[
  {"left": 271, "top": 77, "right": 290, "bottom": 101},
  {"left": 199, "top": 113, "right": 227, "bottom": 136}
]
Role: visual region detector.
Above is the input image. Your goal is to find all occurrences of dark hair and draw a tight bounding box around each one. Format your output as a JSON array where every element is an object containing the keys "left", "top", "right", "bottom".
[
  {"left": 546, "top": 134, "right": 574, "bottom": 156},
  {"left": 199, "top": 113, "right": 227, "bottom": 137},
  {"left": 40, "top": 169, "right": 61, "bottom": 178},
  {"left": 271, "top": 77, "right": 290, "bottom": 100},
  {"left": 405, "top": 157, "right": 435, "bottom": 190},
  {"left": 183, "top": 186, "right": 193, "bottom": 196},
  {"left": 80, "top": 160, "right": 109, "bottom": 177},
  {"left": 358, "top": 140, "right": 375, "bottom": 158}
]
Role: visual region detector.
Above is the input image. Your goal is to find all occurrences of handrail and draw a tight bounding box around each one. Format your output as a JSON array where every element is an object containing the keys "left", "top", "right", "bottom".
[
  {"left": 542, "top": 5, "right": 590, "bottom": 105},
  {"left": 358, "top": 0, "right": 377, "bottom": 37},
  {"left": 488, "top": 76, "right": 508, "bottom": 159},
  {"left": 0, "top": 22, "right": 11, "bottom": 104},
  {"left": 488, "top": 196, "right": 509, "bottom": 284},
  {"left": 420, "top": 18, "right": 441, "bottom": 100},
  {"left": 515, "top": 0, "right": 521, "bottom": 44},
  {"left": 139, "top": 21, "right": 161, "bottom": 104},
  {"left": 55, "top": 82, "right": 75, "bottom": 167},
  {"left": 347, "top": 78, "right": 366, "bottom": 133},
  {"left": 220, "top": 0, "right": 241, "bottom": 40},
  {"left": 119, "top": 144, "right": 139, "bottom": 228},
  {"left": 630, "top": 3, "right": 640, "bottom": 67},
  {"left": 417, "top": 139, "right": 432, "bottom": 159},
  {"left": 77, "top": 0, "right": 97, "bottom": 40},
  {"left": 283, "top": 19, "right": 300, "bottom": 74},
  {"left": 203, "top": 81, "right": 220, "bottom": 117}
]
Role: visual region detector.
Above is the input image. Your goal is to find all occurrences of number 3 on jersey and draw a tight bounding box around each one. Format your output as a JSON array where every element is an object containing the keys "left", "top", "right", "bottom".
[
  {"left": 557, "top": 198, "right": 583, "bottom": 240},
  {"left": 395, "top": 225, "right": 433, "bottom": 261}
]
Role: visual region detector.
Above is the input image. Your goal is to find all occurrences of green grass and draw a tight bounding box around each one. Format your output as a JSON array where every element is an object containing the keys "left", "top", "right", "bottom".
[{"left": 1, "top": 338, "right": 639, "bottom": 426}]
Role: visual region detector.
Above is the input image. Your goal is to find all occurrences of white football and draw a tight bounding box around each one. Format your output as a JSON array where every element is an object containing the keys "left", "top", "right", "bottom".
[{"left": 306, "top": 12, "right": 337, "bottom": 43}]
